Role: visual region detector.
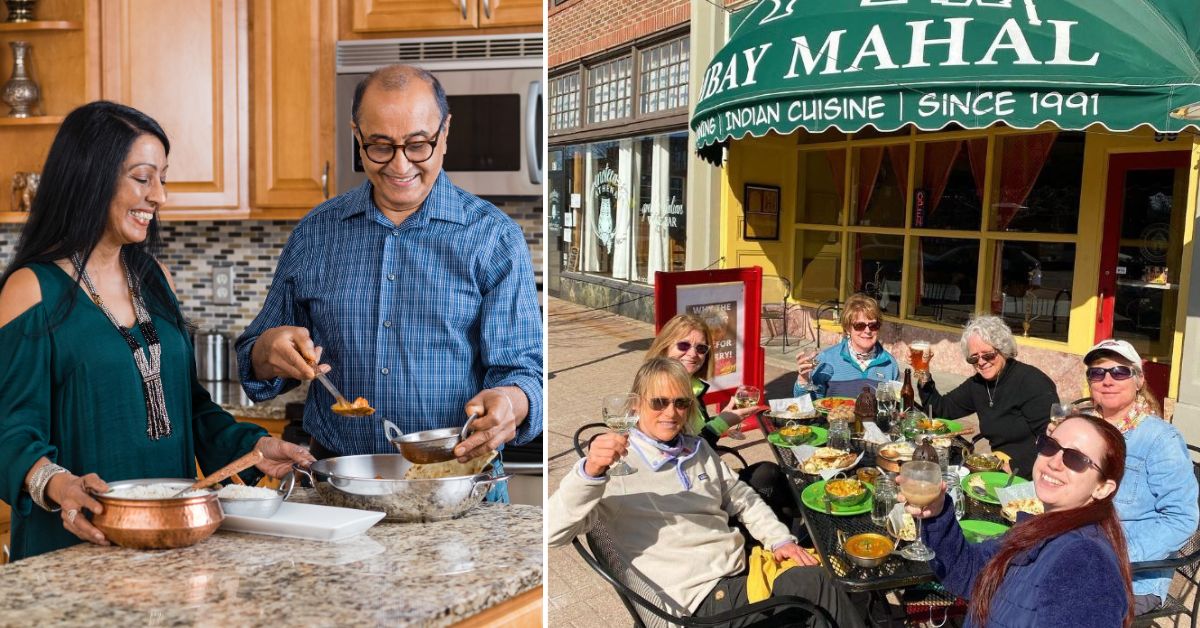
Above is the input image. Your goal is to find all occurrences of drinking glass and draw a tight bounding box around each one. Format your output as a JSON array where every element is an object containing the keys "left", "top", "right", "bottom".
[
  {"left": 796, "top": 351, "right": 819, "bottom": 399},
  {"left": 910, "top": 341, "right": 931, "bottom": 377},
  {"left": 829, "top": 418, "right": 851, "bottom": 450},
  {"left": 898, "top": 460, "right": 942, "bottom": 560},
  {"left": 1049, "top": 402, "right": 1073, "bottom": 431},
  {"left": 871, "top": 474, "right": 897, "bottom": 527},
  {"left": 602, "top": 393, "right": 640, "bottom": 476},
  {"left": 944, "top": 470, "right": 966, "bottom": 521},
  {"left": 727, "top": 385, "right": 761, "bottom": 440}
]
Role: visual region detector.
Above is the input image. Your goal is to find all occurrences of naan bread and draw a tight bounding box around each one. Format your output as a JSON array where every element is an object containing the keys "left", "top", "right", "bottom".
[{"left": 404, "top": 451, "right": 497, "bottom": 480}]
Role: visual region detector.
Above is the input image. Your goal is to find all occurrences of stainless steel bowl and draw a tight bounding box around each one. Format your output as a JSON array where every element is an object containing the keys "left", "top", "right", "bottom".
[
  {"left": 217, "top": 472, "right": 295, "bottom": 518},
  {"left": 93, "top": 478, "right": 222, "bottom": 549},
  {"left": 293, "top": 454, "right": 509, "bottom": 522},
  {"left": 383, "top": 415, "right": 478, "bottom": 464}
]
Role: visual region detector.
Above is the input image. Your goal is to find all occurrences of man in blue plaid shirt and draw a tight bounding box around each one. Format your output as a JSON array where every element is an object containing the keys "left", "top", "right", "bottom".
[{"left": 236, "top": 66, "right": 542, "bottom": 499}]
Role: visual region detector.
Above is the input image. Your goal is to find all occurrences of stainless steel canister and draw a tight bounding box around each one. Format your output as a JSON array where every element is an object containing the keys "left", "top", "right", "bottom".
[{"left": 196, "top": 329, "right": 229, "bottom": 382}]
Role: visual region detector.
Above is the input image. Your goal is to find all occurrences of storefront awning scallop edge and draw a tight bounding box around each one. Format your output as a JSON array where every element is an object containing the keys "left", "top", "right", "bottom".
[{"left": 690, "top": 0, "right": 1200, "bottom": 162}]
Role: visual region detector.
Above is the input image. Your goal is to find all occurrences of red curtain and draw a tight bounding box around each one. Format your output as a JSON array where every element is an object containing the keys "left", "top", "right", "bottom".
[{"left": 990, "top": 132, "right": 1058, "bottom": 313}]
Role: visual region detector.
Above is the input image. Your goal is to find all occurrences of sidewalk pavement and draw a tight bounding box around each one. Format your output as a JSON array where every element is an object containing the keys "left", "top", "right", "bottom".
[{"left": 545, "top": 298, "right": 976, "bottom": 626}]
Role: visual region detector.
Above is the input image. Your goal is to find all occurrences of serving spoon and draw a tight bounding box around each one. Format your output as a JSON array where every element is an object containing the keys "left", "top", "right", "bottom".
[
  {"left": 172, "top": 449, "right": 264, "bottom": 497},
  {"left": 306, "top": 358, "right": 375, "bottom": 416}
]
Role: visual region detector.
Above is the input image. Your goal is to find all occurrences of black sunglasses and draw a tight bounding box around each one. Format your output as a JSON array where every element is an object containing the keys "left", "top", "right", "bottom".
[
  {"left": 1086, "top": 365, "right": 1136, "bottom": 382},
  {"left": 966, "top": 351, "right": 999, "bottom": 365},
  {"left": 675, "top": 341, "right": 710, "bottom": 355},
  {"left": 851, "top": 321, "right": 881, "bottom": 332},
  {"left": 647, "top": 397, "right": 692, "bottom": 411},
  {"left": 1036, "top": 434, "right": 1103, "bottom": 474}
]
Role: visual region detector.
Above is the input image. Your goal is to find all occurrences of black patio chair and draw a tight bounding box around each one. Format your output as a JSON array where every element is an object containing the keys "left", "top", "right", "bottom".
[
  {"left": 1130, "top": 444, "right": 1200, "bottom": 627},
  {"left": 572, "top": 422, "right": 748, "bottom": 471},
  {"left": 572, "top": 520, "right": 837, "bottom": 628}
]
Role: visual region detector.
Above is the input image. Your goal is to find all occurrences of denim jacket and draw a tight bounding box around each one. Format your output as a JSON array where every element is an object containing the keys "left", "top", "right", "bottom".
[{"left": 1117, "top": 416, "right": 1199, "bottom": 599}]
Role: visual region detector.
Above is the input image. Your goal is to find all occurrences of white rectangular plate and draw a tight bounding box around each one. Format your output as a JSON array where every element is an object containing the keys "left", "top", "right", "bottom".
[{"left": 221, "top": 502, "right": 386, "bottom": 542}]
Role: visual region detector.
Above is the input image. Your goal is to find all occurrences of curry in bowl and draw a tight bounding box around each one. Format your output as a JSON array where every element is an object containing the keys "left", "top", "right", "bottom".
[{"left": 824, "top": 478, "right": 868, "bottom": 506}]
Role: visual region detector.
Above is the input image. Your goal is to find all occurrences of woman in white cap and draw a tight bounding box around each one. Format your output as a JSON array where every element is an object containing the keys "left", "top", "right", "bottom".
[{"left": 1080, "top": 339, "right": 1198, "bottom": 615}]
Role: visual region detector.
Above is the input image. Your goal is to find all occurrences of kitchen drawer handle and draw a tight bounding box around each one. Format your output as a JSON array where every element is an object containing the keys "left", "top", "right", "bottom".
[
  {"left": 483, "top": 0, "right": 492, "bottom": 19},
  {"left": 458, "top": 0, "right": 467, "bottom": 20},
  {"left": 322, "top": 161, "right": 329, "bottom": 199}
]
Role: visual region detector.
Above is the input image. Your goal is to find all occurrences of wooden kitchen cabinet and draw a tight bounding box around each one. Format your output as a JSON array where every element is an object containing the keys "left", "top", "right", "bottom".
[
  {"left": 0, "top": 0, "right": 99, "bottom": 224},
  {"left": 100, "top": 0, "right": 248, "bottom": 218},
  {"left": 350, "top": 0, "right": 540, "bottom": 33},
  {"left": 249, "top": 0, "right": 335, "bottom": 213}
]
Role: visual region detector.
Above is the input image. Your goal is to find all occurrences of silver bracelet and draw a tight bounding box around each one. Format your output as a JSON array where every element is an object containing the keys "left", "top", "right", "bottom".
[{"left": 26, "top": 462, "right": 68, "bottom": 512}]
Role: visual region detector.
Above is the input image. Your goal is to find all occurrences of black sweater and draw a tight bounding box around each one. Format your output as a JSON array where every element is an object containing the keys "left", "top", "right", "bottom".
[{"left": 918, "top": 359, "right": 1058, "bottom": 477}]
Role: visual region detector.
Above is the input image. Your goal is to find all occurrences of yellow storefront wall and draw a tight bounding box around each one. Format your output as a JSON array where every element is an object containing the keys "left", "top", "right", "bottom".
[{"left": 720, "top": 127, "right": 1199, "bottom": 399}]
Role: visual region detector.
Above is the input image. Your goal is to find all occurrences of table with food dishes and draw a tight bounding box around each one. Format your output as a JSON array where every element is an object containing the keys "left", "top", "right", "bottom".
[
  {"left": 759, "top": 398, "right": 1039, "bottom": 597},
  {"left": 0, "top": 486, "right": 542, "bottom": 626}
]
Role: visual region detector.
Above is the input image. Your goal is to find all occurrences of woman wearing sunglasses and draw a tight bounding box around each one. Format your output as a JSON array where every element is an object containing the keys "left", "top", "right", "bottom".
[
  {"left": 645, "top": 314, "right": 763, "bottom": 446},
  {"left": 903, "top": 414, "right": 1133, "bottom": 627},
  {"left": 549, "top": 358, "right": 866, "bottom": 627},
  {"left": 645, "top": 314, "right": 791, "bottom": 523},
  {"left": 793, "top": 294, "right": 899, "bottom": 399},
  {"left": 918, "top": 315, "right": 1057, "bottom": 477},
  {"left": 1079, "top": 339, "right": 1198, "bottom": 615}
]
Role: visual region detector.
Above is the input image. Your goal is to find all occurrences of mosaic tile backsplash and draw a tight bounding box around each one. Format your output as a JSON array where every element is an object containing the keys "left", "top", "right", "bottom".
[{"left": 0, "top": 198, "right": 542, "bottom": 334}]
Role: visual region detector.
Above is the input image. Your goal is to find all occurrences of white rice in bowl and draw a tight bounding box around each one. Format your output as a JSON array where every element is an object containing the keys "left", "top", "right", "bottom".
[
  {"left": 105, "top": 484, "right": 210, "bottom": 500},
  {"left": 217, "top": 485, "right": 278, "bottom": 500}
]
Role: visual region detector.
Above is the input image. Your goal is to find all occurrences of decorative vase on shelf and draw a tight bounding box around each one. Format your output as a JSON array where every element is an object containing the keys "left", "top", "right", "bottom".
[
  {"left": 3, "top": 0, "right": 37, "bottom": 22},
  {"left": 2, "top": 41, "right": 41, "bottom": 118}
]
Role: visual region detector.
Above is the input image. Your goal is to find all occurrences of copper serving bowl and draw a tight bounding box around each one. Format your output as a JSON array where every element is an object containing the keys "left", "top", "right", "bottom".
[{"left": 93, "top": 478, "right": 223, "bottom": 549}]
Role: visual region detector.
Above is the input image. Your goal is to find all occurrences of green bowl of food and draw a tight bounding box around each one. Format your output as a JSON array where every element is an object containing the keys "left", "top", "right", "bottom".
[
  {"left": 824, "top": 477, "right": 869, "bottom": 507},
  {"left": 964, "top": 453, "right": 1001, "bottom": 473}
]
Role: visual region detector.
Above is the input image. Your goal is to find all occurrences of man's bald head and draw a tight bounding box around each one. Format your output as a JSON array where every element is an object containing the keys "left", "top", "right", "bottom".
[{"left": 351, "top": 64, "right": 450, "bottom": 126}]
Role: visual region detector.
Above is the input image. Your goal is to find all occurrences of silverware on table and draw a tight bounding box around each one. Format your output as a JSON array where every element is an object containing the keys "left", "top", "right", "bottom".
[{"left": 1002, "top": 466, "right": 1019, "bottom": 489}]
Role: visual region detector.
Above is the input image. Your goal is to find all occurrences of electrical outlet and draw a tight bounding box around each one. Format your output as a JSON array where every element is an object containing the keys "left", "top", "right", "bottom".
[{"left": 212, "top": 266, "right": 235, "bottom": 305}]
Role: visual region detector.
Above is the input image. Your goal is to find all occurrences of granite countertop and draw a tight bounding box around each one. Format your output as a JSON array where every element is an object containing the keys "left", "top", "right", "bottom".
[
  {"left": 204, "top": 380, "right": 309, "bottom": 420},
  {"left": 0, "top": 490, "right": 542, "bottom": 627}
]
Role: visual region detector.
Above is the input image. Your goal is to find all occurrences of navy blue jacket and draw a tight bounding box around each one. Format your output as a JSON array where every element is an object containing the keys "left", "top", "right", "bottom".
[{"left": 923, "top": 496, "right": 1129, "bottom": 627}]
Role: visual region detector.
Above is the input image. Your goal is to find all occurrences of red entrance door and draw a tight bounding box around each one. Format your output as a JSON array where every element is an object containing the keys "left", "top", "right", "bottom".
[{"left": 1096, "top": 152, "right": 1189, "bottom": 401}]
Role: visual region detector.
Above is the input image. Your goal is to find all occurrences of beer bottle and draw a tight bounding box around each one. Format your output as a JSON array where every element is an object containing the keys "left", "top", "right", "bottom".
[{"left": 901, "top": 368, "right": 915, "bottom": 411}]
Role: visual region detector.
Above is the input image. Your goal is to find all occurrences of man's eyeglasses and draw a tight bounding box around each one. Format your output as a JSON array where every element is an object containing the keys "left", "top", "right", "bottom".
[
  {"left": 1086, "top": 365, "right": 1136, "bottom": 382},
  {"left": 356, "top": 115, "right": 447, "bottom": 165},
  {"left": 675, "top": 341, "right": 710, "bottom": 355},
  {"left": 851, "top": 321, "right": 881, "bottom": 332},
  {"left": 646, "top": 397, "right": 692, "bottom": 411},
  {"left": 966, "top": 351, "right": 999, "bottom": 365},
  {"left": 1036, "top": 434, "right": 1103, "bottom": 474}
]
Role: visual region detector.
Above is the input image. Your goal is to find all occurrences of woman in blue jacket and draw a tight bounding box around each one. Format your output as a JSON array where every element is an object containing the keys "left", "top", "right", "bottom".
[
  {"left": 793, "top": 294, "right": 898, "bottom": 399},
  {"left": 904, "top": 413, "right": 1133, "bottom": 627},
  {"left": 1079, "top": 339, "right": 1198, "bottom": 615}
]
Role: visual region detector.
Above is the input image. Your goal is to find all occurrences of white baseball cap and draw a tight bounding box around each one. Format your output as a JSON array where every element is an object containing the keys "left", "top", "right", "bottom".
[{"left": 1084, "top": 339, "right": 1142, "bottom": 366}]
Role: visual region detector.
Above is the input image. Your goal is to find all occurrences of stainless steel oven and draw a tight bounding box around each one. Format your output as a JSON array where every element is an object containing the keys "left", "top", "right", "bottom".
[{"left": 336, "top": 34, "right": 543, "bottom": 197}]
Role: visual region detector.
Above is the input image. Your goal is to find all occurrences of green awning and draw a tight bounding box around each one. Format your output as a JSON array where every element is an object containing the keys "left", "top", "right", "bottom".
[{"left": 691, "top": 1, "right": 1200, "bottom": 160}]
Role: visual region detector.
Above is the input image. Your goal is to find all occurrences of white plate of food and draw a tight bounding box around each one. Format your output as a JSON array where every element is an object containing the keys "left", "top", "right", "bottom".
[
  {"left": 221, "top": 502, "right": 385, "bottom": 542},
  {"left": 797, "top": 446, "right": 860, "bottom": 475},
  {"left": 878, "top": 441, "right": 915, "bottom": 462}
]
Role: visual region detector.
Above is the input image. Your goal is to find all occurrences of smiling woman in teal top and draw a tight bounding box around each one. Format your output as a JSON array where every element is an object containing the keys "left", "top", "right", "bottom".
[{"left": 0, "top": 102, "right": 314, "bottom": 561}]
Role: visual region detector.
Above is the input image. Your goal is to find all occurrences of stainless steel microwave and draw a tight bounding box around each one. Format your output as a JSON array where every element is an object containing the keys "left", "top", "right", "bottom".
[{"left": 336, "top": 34, "right": 543, "bottom": 198}]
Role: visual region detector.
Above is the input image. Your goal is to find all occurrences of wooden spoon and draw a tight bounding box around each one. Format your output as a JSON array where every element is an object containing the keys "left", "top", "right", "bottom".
[{"left": 172, "top": 449, "right": 264, "bottom": 497}]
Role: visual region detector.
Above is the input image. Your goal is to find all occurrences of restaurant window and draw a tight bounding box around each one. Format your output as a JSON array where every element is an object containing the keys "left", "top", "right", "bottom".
[
  {"left": 797, "top": 149, "right": 845, "bottom": 225},
  {"left": 796, "top": 230, "right": 841, "bottom": 303},
  {"left": 849, "top": 233, "right": 904, "bottom": 316},
  {"left": 587, "top": 56, "right": 632, "bottom": 124},
  {"left": 853, "top": 145, "right": 906, "bottom": 228},
  {"left": 549, "top": 147, "right": 581, "bottom": 273},
  {"left": 639, "top": 36, "right": 689, "bottom": 115},
  {"left": 992, "top": 132, "right": 1083, "bottom": 234},
  {"left": 915, "top": 139, "right": 985, "bottom": 231},
  {"left": 549, "top": 72, "right": 580, "bottom": 132},
  {"left": 909, "top": 236, "right": 977, "bottom": 327},
  {"left": 993, "top": 241, "right": 1075, "bottom": 342},
  {"left": 573, "top": 131, "right": 688, "bottom": 284}
]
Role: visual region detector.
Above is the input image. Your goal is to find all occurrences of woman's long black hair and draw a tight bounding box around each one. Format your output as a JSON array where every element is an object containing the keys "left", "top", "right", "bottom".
[{"left": 0, "top": 101, "right": 182, "bottom": 327}]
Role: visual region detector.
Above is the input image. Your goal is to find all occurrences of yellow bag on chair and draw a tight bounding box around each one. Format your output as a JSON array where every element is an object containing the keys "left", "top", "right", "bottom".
[{"left": 746, "top": 546, "right": 802, "bottom": 603}]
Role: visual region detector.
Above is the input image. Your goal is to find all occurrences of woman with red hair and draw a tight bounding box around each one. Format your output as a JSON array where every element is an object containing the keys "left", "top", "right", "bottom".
[{"left": 903, "top": 413, "right": 1133, "bottom": 627}]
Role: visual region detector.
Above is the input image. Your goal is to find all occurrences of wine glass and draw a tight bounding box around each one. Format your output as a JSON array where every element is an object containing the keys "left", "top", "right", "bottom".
[
  {"left": 898, "top": 460, "right": 942, "bottom": 560},
  {"left": 727, "top": 385, "right": 761, "bottom": 440},
  {"left": 1049, "top": 401, "right": 1073, "bottom": 432},
  {"left": 602, "top": 393, "right": 640, "bottom": 476}
]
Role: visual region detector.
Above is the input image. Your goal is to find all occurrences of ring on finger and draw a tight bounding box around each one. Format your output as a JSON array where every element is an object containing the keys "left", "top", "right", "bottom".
[{"left": 67, "top": 508, "right": 79, "bottom": 525}]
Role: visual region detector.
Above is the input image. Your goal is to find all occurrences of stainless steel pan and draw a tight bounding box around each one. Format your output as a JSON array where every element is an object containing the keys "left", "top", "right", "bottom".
[{"left": 293, "top": 454, "right": 509, "bottom": 522}]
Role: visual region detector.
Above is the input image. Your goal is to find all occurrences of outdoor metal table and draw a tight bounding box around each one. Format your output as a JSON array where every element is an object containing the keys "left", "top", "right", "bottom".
[{"left": 763, "top": 426, "right": 1010, "bottom": 594}]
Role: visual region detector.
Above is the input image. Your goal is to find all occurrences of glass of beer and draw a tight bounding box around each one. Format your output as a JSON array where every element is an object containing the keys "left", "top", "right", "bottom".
[
  {"left": 910, "top": 341, "right": 931, "bottom": 376},
  {"left": 898, "top": 460, "right": 942, "bottom": 560}
]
